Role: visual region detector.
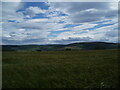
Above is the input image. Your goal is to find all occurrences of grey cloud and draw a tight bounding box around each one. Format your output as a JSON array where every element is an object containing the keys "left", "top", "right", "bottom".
[
  {"left": 67, "top": 2, "right": 110, "bottom": 13},
  {"left": 50, "top": 2, "right": 117, "bottom": 23},
  {"left": 71, "top": 10, "right": 104, "bottom": 23},
  {"left": 2, "top": 2, "right": 24, "bottom": 21},
  {"left": 24, "top": 8, "right": 36, "bottom": 17},
  {"left": 51, "top": 2, "right": 110, "bottom": 12},
  {"left": 21, "top": 38, "right": 47, "bottom": 44},
  {"left": 2, "top": 37, "right": 47, "bottom": 45},
  {"left": 17, "top": 22, "right": 43, "bottom": 29},
  {"left": 2, "top": 37, "right": 22, "bottom": 45},
  {"left": 99, "top": 38, "right": 109, "bottom": 42},
  {"left": 106, "top": 30, "right": 118, "bottom": 37},
  {"left": 54, "top": 37, "right": 92, "bottom": 44},
  {"left": 105, "top": 10, "right": 118, "bottom": 18}
]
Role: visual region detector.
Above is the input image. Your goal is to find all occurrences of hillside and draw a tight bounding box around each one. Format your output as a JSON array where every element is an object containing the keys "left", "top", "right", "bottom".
[{"left": 2, "top": 42, "right": 119, "bottom": 51}]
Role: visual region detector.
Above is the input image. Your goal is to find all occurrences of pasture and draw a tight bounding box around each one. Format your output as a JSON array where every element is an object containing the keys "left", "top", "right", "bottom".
[{"left": 2, "top": 50, "right": 119, "bottom": 88}]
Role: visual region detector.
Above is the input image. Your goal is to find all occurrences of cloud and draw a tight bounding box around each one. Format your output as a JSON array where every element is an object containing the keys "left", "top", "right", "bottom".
[
  {"left": 54, "top": 37, "right": 92, "bottom": 44},
  {"left": 26, "top": 18, "right": 49, "bottom": 23},
  {"left": 2, "top": 37, "right": 48, "bottom": 45},
  {"left": 106, "top": 30, "right": 118, "bottom": 37},
  {"left": 50, "top": 2, "right": 118, "bottom": 23},
  {"left": 52, "top": 20, "right": 118, "bottom": 44},
  {"left": 2, "top": 2, "right": 24, "bottom": 22},
  {"left": 73, "top": 23, "right": 98, "bottom": 31},
  {"left": 24, "top": 6, "right": 46, "bottom": 17}
]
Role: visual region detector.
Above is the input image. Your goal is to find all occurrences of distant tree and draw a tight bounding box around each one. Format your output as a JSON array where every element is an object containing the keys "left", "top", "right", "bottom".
[{"left": 37, "top": 49, "right": 42, "bottom": 51}]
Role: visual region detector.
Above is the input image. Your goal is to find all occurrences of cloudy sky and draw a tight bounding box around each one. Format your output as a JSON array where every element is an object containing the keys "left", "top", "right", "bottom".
[{"left": 1, "top": 0, "right": 119, "bottom": 45}]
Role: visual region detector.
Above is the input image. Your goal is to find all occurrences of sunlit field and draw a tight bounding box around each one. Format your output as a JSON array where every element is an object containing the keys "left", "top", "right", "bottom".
[{"left": 2, "top": 50, "right": 119, "bottom": 88}]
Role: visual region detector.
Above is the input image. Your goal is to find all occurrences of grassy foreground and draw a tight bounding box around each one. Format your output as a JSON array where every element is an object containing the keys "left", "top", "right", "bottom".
[{"left": 2, "top": 50, "right": 119, "bottom": 88}]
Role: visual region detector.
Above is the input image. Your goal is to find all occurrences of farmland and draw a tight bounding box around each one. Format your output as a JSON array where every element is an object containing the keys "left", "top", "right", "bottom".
[{"left": 2, "top": 50, "right": 119, "bottom": 88}]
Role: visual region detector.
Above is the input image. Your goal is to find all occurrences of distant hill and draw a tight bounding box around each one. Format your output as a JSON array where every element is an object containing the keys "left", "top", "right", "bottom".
[{"left": 2, "top": 42, "right": 120, "bottom": 51}]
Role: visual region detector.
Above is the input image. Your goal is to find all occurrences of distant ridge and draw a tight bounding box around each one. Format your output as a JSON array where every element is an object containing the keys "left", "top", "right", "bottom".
[{"left": 2, "top": 42, "right": 119, "bottom": 51}]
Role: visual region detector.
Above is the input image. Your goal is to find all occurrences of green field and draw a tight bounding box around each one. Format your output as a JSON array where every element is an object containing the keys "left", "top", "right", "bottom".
[{"left": 2, "top": 50, "right": 119, "bottom": 88}]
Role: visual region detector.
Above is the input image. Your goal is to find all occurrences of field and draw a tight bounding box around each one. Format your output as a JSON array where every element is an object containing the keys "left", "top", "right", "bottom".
[{"left": 2, "top": 50, "right": 119, "bottom": 88}]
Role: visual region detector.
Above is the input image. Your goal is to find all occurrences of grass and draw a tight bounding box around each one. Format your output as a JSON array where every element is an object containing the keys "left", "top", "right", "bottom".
[{"left": 2, "top": 50, "right": 119, "bottom": 88}]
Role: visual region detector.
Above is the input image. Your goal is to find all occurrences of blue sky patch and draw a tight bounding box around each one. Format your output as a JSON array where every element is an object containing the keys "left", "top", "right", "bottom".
[
  {"left": 64, "top": 24, "right": 82, "bottom": 28},
  {"left": 84, "top": 23, "right": 116, "bottom": 30},
  {"left": 48, "top": 30, "right": 70, "bottom": 37},
  {"left": 8, "top": 20, "right": 16, "bottom": 22}
]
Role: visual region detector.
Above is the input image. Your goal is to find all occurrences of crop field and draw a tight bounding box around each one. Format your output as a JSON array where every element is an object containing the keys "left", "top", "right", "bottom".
[{"left": 2, "top": 50, "right": 119, "bottom": 88}]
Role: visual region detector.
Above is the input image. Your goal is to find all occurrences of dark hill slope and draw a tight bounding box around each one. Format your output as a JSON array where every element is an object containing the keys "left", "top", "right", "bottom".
[{"left": 2, "top": 42, "right": 119, "bottom": 51}]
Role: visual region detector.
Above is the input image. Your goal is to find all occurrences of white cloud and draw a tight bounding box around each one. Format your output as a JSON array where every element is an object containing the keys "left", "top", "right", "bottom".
[
  {"left": 24, "top": 18, "right": 49, "bottom": 23},
  {"left": 24, "top": 6, "right": 46, "bottom": 17}
]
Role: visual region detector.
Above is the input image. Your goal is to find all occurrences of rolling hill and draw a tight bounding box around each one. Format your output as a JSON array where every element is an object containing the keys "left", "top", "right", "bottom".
[{"left": 2, "top": 42, "right": 119, "bottom": 51}]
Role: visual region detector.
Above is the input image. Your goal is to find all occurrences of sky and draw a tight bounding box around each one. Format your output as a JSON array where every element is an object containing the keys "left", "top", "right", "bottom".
[{"left": 1, "top": 0, "right": 119, "bottom": 45}]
